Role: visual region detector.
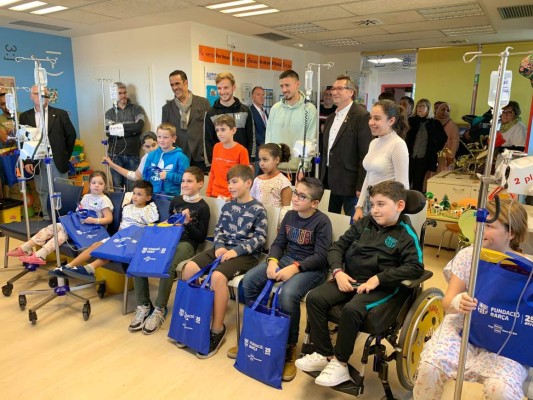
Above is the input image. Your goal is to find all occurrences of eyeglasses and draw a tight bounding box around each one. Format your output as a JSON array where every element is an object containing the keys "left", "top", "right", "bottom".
[
  {"left": 501, "top": 110, "right": 514, "bottom": 115},
  {"left": 291, "top": 189, "right": 313, "bottom": 201},
  {"left": 330, "top": 86, "right": 350, "bottom": 92}
]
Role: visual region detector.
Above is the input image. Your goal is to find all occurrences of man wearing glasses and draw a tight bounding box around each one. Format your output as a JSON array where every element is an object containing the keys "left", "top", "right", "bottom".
[
  {"left": 105, "top": 81, "right": 145, "bottom": 192},
  {"left": 319, "top": 75, "right": 372, "bottom": 219}
]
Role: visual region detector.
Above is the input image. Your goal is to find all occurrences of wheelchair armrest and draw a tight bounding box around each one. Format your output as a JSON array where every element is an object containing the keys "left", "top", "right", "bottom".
[{"left": 401, "top": 270, "right": 433, "bottom": 289}]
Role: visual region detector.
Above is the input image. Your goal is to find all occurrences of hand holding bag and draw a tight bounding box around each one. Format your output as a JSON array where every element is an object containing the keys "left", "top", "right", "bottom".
[
  {"left": 234, "top": 280, "right": 290, "bottom": 389},
  {"left": 59, "top": 210, "right": 110, "bottom": 249},
  {"left": 168, "top": 257, "right": 222, "bottom": 355},
  {"left": 469, "top": 250, "right": 533, "bottom": 366},
  {"left": 127, "top": 213, "right": 186, "bottom": 278}
]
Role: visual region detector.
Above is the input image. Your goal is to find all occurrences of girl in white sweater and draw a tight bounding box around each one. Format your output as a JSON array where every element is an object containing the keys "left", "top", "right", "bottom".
[{"left": 354, "top": 100, "right": 410, "bottom": 221}]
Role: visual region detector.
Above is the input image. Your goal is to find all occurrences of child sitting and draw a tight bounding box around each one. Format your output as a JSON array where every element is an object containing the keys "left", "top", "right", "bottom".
[
  {"left": 414, "top": 200, "right": 529, "bottom": 400},
  {"left": 7, "top": 171, "right": 114, "bottom": 265},
  {"left": 295, "top": 180, "right": 424, "bottom": 387},
  {"left": 48, "top": 180, "right": 159, "bottom": 281},
  {"left": 180, "top": 164, "right": 267, "bottom": 358},
  {"left": 130, "top": 167, "right": 211, "bottom": 335},
  {"left": 206, "top": 115, "right": 249, "bottom": 199},
  {"left": 251, "top": 143, "right": 292, "bottom": 208},
  {"left": 143, "top": 123, "right": 190, "bottom": 196},
  {"left": 240, "top": 177, "right": 332, "bottom": 382}
]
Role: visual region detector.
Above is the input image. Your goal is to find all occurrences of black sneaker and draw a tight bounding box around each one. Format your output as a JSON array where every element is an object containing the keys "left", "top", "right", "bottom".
[{"left": 196, "top": 324, "right": 226, "bottom": 359}]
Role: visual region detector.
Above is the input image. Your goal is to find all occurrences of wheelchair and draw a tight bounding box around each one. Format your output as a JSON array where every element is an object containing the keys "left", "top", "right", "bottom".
[{"left": 299, "top": 190, "right": 445, "bottom": 399}]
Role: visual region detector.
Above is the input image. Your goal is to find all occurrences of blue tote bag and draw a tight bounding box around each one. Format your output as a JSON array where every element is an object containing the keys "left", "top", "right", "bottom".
[
  {"left": 469, "top": 251, "right": 533, "bottom": 366},
  {"left": 234, "top": 280, "right": 290, "bottom": 389},
  {"left": 168, "top": 257, "right": 222, "bottom": 355},
  {"left": 89, "top": 225, "right": 145, "bottom": 263},
  {"left": 127, "top": 214, "right": 186, "bottom": 279},
  {"left": 59, "top": 210, "right": 110, "bottom": 249}
]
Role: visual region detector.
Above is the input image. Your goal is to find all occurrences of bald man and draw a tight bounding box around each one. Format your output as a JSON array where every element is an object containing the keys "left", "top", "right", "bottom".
[{"left": 19, "top": 86, "right": 76, "bottom": 219}]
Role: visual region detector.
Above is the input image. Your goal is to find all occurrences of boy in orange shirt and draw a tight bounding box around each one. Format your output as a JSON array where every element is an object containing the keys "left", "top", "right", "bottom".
[{"left": 206, "top": 115, "right": 249, "bottom": 199}]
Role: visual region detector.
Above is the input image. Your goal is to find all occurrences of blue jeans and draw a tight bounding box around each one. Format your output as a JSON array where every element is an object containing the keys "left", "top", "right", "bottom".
[
  {"left": 109, "top": 154, "right": 140, "bottom": 192},
  {"left": 242, "top": 255, "right": 326, "bottom": 345}
]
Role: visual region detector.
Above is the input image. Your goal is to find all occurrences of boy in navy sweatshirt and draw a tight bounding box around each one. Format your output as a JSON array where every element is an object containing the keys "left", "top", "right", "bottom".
[
  {"left": 180, "top": 164, "right": 267, "bottom": 359},
  {"left": 238, "top": 177, "right": 332, "bottom": 382}
]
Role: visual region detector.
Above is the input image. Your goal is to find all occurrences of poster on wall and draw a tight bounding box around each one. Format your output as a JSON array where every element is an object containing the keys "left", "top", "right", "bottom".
[
  {"left": 241, "top": 83, "right": 252, "bottom": 106},
  {"left": 206, "top": 85, "right": 218, "bottom": 106}
]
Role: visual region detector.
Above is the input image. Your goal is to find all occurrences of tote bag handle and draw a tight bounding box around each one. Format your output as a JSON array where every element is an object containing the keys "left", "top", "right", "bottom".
[{"left": 186, "top": 256, "right": 222, "bottom": 289}]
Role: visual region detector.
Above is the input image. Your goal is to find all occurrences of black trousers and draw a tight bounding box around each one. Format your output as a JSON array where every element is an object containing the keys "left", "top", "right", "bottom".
[
  {"left": 409, "top": 157, "right": 427, "bottom": 193},
  {"left": 306, "top": 280, "right": 396, "bottom": 363}
]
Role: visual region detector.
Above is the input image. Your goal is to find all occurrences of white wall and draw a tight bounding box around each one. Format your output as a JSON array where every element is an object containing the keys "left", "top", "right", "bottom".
[
  {"left": 320, "top": 52, "right": 362, "bottom": 89},
  {"left": 72, "top": 21, "right": 329, "bottom": 167},
  {"left": 72, "top": 21, "right": 193, "bottom": 167}
]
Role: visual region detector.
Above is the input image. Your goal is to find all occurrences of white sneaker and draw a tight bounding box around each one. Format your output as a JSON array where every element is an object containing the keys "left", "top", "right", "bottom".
[
  {"left": 129, "top": 304, "right": 152, "bottom": 332},
  {"left": 315, "top": 359, "right": 351, "bottom": 387},
  {"left": 142, "top": 307, "right": 167, "bottom": 335},
  {"left": 295, "top": 352, "right": 329, "bottom": 372}
]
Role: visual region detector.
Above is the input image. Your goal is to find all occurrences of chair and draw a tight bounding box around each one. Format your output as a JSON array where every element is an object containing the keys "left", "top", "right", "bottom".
[
  {"left": 300, "top": 190, "right": 445, "bottom": 399},
  {"left": 17, "top": 189, "right": 126, "bottom": 323},
  {"left": 227, "top": 204, "right": 281, "bottom": 345},
  {"left": 436, "top": 209, "right": 476, "bottom": 257},
  {"left": 1, "top": 181, "right": 83, "bottom": 297}
]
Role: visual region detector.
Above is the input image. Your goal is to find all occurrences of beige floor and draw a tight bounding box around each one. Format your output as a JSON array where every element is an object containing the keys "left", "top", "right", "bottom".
[{"left": 0, "top": 236, "right": 518, "bottom": 400}]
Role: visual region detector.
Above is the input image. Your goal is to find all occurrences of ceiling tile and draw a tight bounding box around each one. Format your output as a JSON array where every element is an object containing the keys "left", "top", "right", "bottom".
[
  {"left": 358, "top": 30, "right": 445, "bottom": 44},
  {"left": 241, "top": 5, "right": 355, "bottom": 26},
  {"left": 49, "top": 0, "right": 110, "bottom": 6},
  {"left": 301, "top": 27, "right": 386, "bottom": 41},
  {"left": 80, "top": 0, "right": 194, "bottom": 18},
  {"left": 261, "top": 0, "right": 351, "bottom": 11},
  {"left": 382, "top": 15, "right": 490, "bottom": 33},
  {"left": 340, "top": 0, "right": 479, "bottom": 16},
  {"left": 46, "top": 9, "right": 117, "bottom": 24},
  {"left": 315, "top": 10, "right": 426, "bottom": 30}
]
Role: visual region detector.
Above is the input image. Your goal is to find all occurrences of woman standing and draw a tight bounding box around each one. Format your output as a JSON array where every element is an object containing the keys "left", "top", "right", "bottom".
[
  {"left": 406, "top": 98, "right": 447, "bottom": 192},
  {"left": 435, "top": 102, "right": 459, "bottom": 172},
  {"left": 353, "top": 100, "right": 409, "bottom": 221}
]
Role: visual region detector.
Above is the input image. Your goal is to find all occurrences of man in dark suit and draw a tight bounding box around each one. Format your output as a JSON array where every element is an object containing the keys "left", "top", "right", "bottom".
[
  {"left": 319, "top": 75, "right": 372, "bottom": 218},
  {"left": 20, "top": 86, "right": 77, "bottom": 219},
  {"left": 250, "top": 86, "right": 268, "bottom": 174}
]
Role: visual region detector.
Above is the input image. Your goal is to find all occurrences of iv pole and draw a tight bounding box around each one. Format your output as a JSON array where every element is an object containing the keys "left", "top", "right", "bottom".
[
  {"left": 453, "top": 46, "right": 533, "bottom": 399},
  {"left": 305, "top": 62, "right": 334, "bottom": 179},
  {"left": 1, "top": 85, "right": 31, "bottom": 242},
  {"left": 93, "top": 78, "right": 114, "bottom": 184}
]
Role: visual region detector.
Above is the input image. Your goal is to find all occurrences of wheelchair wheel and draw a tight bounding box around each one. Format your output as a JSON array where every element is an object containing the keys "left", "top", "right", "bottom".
[{"left": 396, "top": 287, "right": 444, "bottom": 390}]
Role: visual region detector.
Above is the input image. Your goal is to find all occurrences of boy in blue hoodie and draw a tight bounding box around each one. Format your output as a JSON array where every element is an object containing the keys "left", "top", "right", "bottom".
[{"left": 143, "top": 123, "right": 190, "bottom": 196}]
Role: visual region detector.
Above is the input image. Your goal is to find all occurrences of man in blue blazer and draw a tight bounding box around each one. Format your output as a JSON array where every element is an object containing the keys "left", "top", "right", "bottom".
[
  {"left": 20, "top": 86, "right": 77, "bottom": 219},
  {"left": 250, "top": 86, "right": 268, "bottom": 174}
]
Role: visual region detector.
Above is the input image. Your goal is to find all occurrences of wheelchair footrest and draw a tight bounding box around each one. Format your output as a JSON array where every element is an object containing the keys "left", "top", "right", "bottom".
[{"left": 302, "top": 363, "right": 364, "bottom": 397}]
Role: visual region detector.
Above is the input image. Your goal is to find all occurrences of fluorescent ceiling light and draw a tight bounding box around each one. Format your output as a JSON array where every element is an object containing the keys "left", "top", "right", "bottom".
[
  {"left": 275, "top": 23, "right": 327, "bottom": 34},
  {"left": 234, "top": 8, "right": 278, "bottom": 17},
  {"left": 0, "top": 0, "right": 20, "bottom": 7},
  {"left": 442, "top": 25, "right": 495, "bottom": 36},
  {"left": 206, "top": 0, "right": 254, "bottom": 9},
  {"left": 9, "top": 1, "right": 46, "bottom": 11},
  {"left": 318, "top": 38, "right": 361, "bottom": 47},
  {"left": 419, "top": 3, "right": 484, "bottom": 20},
  {"left": 221, "top": 4, "right": 266, "bottom": 13},
  {"left": 367, "top": 57, "right": 403, "bottom": 64},
  {"left": 31, "top": 5, "right": 67, "bottom": 14}
]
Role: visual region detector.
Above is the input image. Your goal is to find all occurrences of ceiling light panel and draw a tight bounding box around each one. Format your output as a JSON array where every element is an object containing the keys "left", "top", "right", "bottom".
[
  {"left": 318, "top": 38, "right": 361, "bottom": 47},
  {"left": 220, "top": 4, "right": 265, "bottom": 13},
  {"left": 419, "top": 2, "right": 485, "bottom": 20},
  {"left": 367, "top": 57, "right": 403, "bottom": 64},
  {"left": 0, "top": 0, "right": 20, "bottom": 6},
  {"left": 441, "top": 25, "right": 495, "bottom": 36},
  {"left": 234, "top": 8, "right": 278, "bottom": 17},
  {"left": 9, "top": 1, "right": 46, "bottom": 11},
  {"left": 206, "top": 0, "right": 254, "bottom": 9},
  {"left": 31, "top": 5, "right": 67, "bottom": 14},
  {"left": 275, "top": 23, "right": 327, "bottom": 34}
]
